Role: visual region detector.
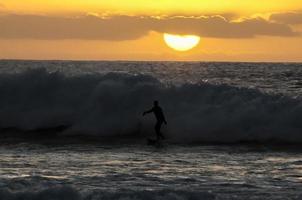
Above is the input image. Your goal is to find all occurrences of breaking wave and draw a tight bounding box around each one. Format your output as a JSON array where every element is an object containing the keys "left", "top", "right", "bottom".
[{"left": 0, "top": 68, "right": 302, "bottom": 143}]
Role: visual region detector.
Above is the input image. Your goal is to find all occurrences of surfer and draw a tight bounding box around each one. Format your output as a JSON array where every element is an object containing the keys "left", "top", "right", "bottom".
[{"left": 143, "top": 100, "right": 167, "bottom": 141}]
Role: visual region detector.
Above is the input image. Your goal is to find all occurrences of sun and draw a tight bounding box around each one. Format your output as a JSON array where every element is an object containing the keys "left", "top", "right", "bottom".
[{"left": 163, "top": 33, "right": 200, "bottom": 51}]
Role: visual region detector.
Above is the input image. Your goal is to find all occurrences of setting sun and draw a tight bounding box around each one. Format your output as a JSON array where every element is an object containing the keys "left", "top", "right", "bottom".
[
  {"left": 0, "top": 0, "right": 302, "bottom": 61},
  {"left": 163, "top": 33, "right": 200, "bottom": 52}
]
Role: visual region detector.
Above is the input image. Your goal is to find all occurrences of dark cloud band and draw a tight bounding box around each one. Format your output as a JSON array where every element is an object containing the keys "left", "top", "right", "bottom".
[
  {"left": 270, "top": 11, "right": 302, "bottom": 25},
  {"left": 0, "top": 14, "right": 299, "bottom": 40}
]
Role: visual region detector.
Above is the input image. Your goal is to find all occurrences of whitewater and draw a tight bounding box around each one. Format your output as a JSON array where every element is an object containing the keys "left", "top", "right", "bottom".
[{"left": 0, "top": 60, "right": 302, "bottom": 199}]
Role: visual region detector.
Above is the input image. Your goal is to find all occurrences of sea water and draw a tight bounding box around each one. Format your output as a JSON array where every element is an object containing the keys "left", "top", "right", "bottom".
[{"left": 0, "top": 60, "right": 302, "bottom": 199}]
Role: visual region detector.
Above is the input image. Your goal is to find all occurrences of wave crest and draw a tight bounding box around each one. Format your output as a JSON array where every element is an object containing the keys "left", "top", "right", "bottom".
[{"left": 0, "top": 69, "right": 302, "bottom": 143}]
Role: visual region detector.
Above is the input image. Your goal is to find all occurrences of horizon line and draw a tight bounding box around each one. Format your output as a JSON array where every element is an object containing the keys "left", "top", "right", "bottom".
[{"left": 1, "top": 58, "right": 302, "bottom": 64}]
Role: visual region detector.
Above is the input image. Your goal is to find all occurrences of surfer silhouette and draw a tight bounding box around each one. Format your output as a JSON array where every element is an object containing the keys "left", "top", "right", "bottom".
[{"left": 143, "top": 100, "right": 167, "bottom": 141}]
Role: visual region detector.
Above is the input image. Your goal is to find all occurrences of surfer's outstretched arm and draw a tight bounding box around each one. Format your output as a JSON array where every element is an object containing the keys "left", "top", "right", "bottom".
[{"left": 143, "top": 108, "right": 154, "bottom": 116}]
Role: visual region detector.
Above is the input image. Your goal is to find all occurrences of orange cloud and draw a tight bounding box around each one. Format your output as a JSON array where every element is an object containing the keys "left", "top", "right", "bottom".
[{"left": 0, "top": 14, "right": 299, "bottom": 41}]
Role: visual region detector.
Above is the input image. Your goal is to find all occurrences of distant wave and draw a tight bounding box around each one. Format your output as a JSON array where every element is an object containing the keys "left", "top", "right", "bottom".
[
  {"left": 0, "top": 69, "right": 302, "bottom": 143},
  {"left": 0, "top": 186, "right": 215, "bottom": 200}
]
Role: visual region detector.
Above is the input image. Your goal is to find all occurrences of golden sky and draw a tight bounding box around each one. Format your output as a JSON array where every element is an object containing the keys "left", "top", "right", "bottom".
[{"left": 0, "top": 0, "right": 302, "bottom": 61}]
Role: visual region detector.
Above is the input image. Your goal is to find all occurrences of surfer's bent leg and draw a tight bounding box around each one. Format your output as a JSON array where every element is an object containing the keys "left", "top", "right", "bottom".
[
  {"left": 155, "top": 122, "right": 161, "bottom": 141},
  {"left": 155, "top": 121, "right": 164, "bottom": 141}
]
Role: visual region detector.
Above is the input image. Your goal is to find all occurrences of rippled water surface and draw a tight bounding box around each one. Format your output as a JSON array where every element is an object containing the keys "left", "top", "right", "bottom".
[{"left": 1, "top": 141, "right": 302, "bottom": 199}]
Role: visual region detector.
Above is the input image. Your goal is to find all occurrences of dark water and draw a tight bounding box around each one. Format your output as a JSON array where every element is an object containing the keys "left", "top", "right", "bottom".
[
  {"left": 1, "top": 141, "right": 302, "bottom": 200},
  {"left": 0, "top": 60, "right": 302, "bottom": 199}
]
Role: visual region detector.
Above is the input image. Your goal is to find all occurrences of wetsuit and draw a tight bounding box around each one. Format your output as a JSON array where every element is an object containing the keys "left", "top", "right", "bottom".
[{"left": 145, "top": 105, "right": 166, "bottom": 140}]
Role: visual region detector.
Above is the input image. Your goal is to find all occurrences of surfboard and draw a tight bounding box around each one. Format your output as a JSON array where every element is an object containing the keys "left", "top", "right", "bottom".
[
  {"left": 147, "top": 138, "right": 158, "bottom": 145},
  {"left": 147, "top": 138, "right": 164, "bottom": 147}
]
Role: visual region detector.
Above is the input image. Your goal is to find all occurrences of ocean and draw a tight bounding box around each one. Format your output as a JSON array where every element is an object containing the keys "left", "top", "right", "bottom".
[{"left": 0, "top": 60, "right": 302, "bottom": 199}]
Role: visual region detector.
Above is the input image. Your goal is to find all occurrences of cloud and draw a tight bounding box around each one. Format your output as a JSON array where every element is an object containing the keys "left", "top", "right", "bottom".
[
  {"left": 270, "top": 11, "right": 302, "bottom": 24},
  {"left": 156, "top": 16, "right": 297, "bottom": 38},
  {"left": 0, "top": 14, "right": 299, "bottom": 41}
]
